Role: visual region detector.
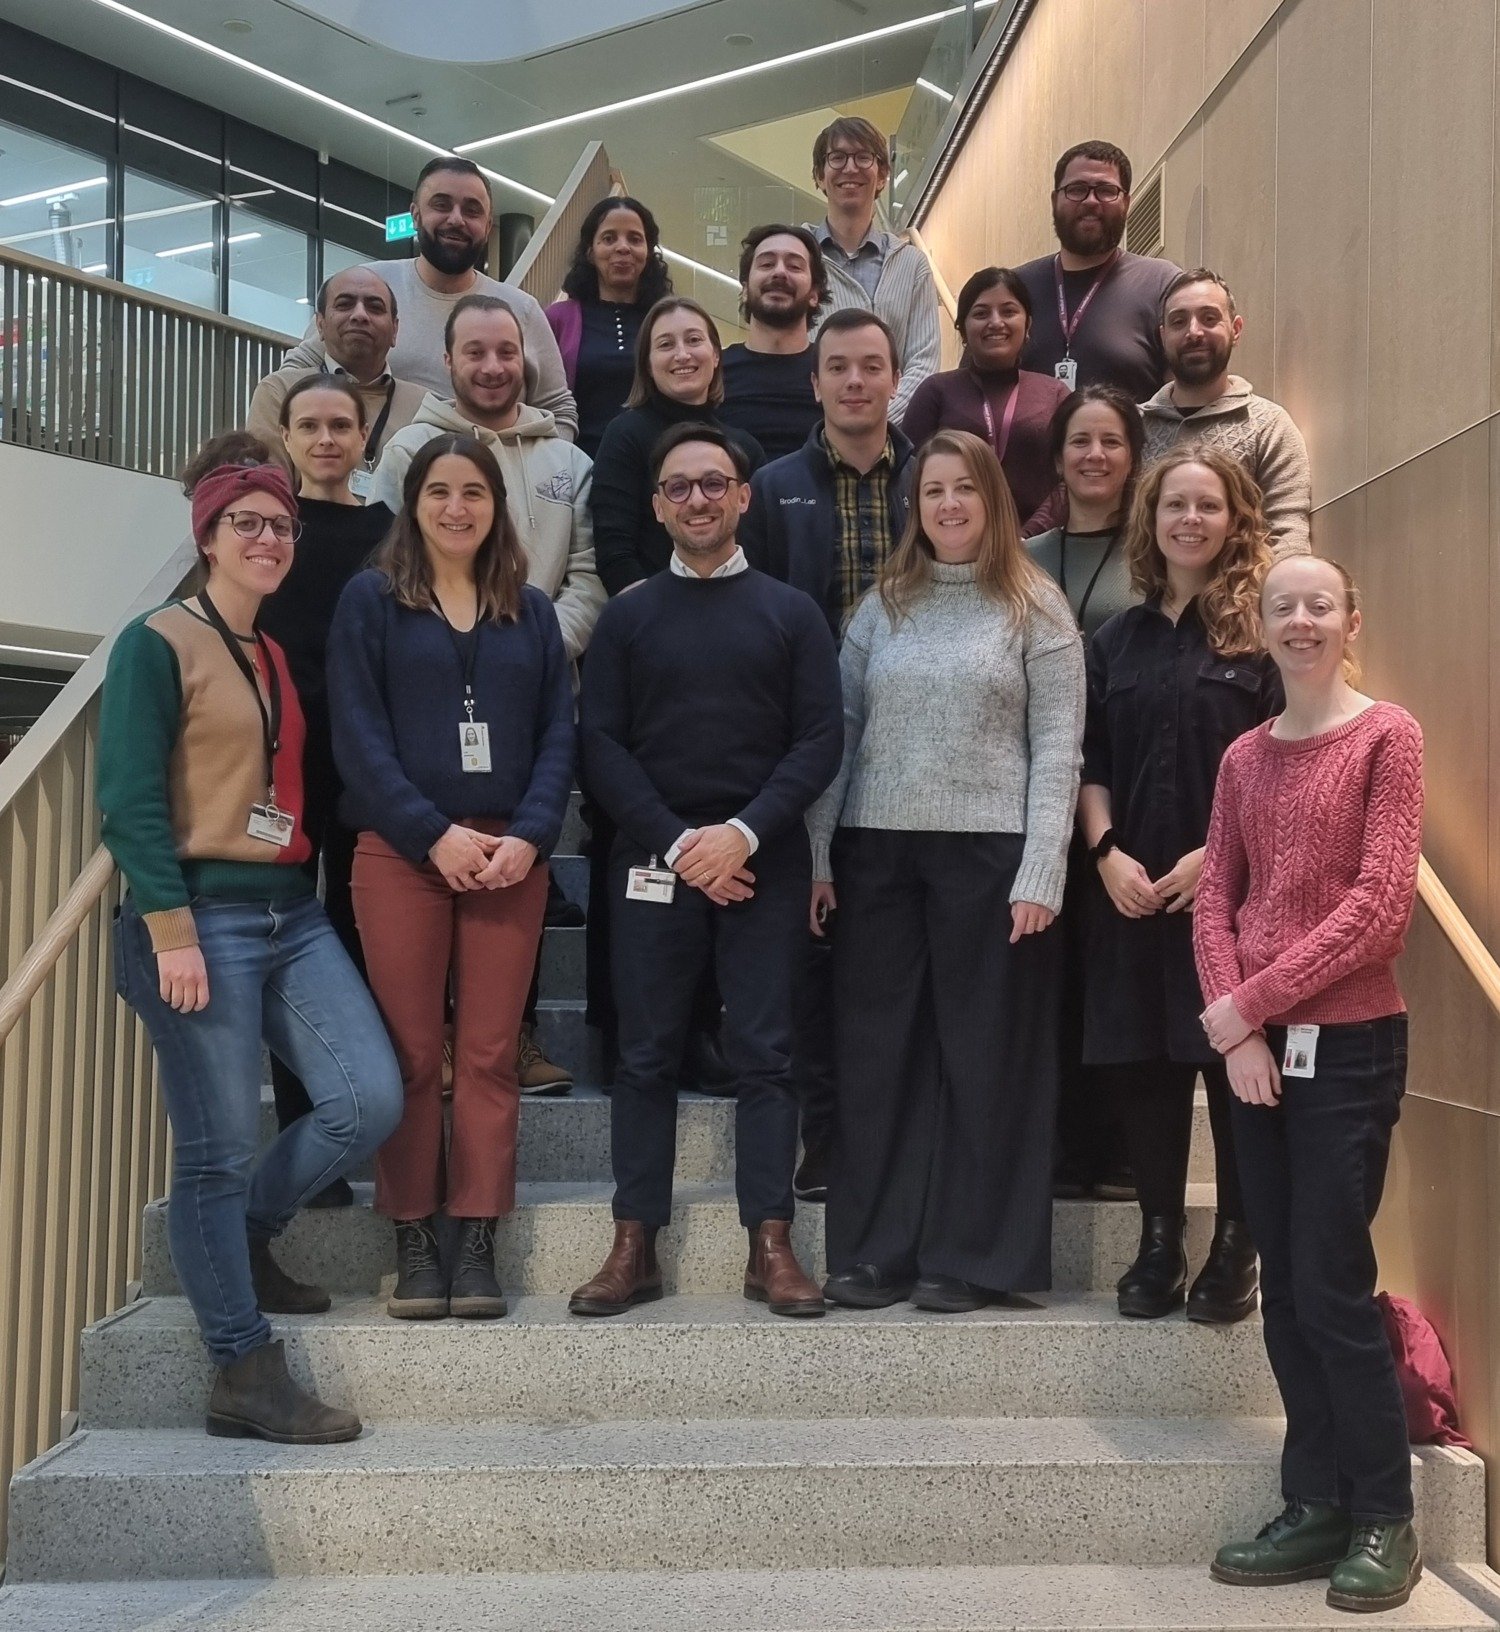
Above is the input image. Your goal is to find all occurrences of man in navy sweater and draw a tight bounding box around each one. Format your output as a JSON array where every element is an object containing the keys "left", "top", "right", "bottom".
[{"left": 572, "top": 423, "right": 842, "bottom": 1318}]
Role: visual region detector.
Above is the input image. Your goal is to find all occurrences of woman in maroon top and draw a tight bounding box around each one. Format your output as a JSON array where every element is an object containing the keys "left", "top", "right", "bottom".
[
  {"left": 901, "top": 267, "right": 1068, "bottom": 529},
  {"left": 1195, "top": 555, "right": 1424, "bottom": 1612}
]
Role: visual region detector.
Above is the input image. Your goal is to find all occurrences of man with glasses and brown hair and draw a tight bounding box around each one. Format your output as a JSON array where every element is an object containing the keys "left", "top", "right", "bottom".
[
  {"left": 571, "top": 422, "right": 842, "bottom": 1320},
  {"left": 803, "top": 117, "right": 941, "bottom": 425},
  {"left": 1015, "top": 140, "right": 1180, "bottom": 403}
]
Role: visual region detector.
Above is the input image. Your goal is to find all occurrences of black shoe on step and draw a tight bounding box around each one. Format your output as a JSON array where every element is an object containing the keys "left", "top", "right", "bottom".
[
  {"left": 388, "top": 1218, "right": 448, "bottom": 1320},
  {"left": 680, "top": 1025, "right": 735, "bottom": 1096},
  {"left": 1052, "top": 1153, "right": 1090, "bottom": 1200},
  {"left": 822, "top": 1263, "right": 914, "bottom": 1308},
  {"left": 793, "top": 1141, "right": 830, "bottom": 1203},
  {"left": 449, "top": 1217, "right": 507, "bottom": 1319},
  {"left": 1117, "top": 1212, "right": 1187, "bottom": 1319},
  {"left": 305, "top": 1177, "right": 354, "bottom": 1209},
  {"left": 910, "top": 1274, "right": 996, "bottom": 1313},
  {"left": 544, "top": 875, "right": 586, "bottom": 928},
  {"left": 1093, "top": 1164, "right": 1138, "bottom": 1202},
  {"left": 248, "top": 1235, "right": 331, "bottom": 1314},
  {"left": 1187, "top": 1214, "right": 1259, "bottom": 1324}
]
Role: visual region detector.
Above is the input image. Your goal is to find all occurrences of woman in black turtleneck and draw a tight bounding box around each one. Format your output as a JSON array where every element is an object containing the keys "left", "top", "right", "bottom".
[
  {"left": 590, "top": 296, "right": 763, "bottom": 595},
  {"left": 258, "top": 375, "right": 394, "bottom": 1155},
  {"left": 902, "top": 266, "right": 1068, "bottom": 530}
]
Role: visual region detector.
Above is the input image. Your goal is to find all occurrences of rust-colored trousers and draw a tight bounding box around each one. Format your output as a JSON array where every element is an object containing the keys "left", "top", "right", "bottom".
[{"left": 351, "top": 827, "right": 547, "bottom": 1220}]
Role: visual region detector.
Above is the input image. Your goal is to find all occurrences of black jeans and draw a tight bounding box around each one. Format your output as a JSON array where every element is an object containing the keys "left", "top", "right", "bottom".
[
  {"left": 1233, "top": 1016, "right": 1411, "bottom": 1523},
  {"left": 1103, "top": 1058, "right": 1244, "bottom": 1220},
  {"left": 608, "top": 839, "right": 804, "bottom": 1229},
  {"left": 790, "top": 927, "right": 837, "bottom": 1150}
]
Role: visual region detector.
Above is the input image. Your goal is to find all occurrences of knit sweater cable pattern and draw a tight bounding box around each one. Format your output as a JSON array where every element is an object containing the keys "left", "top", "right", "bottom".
[
  {"left": 808, "top": 561, "right": 1085, "bottom": 911},
  {"left": 1193, "top": 701, "right": 1424, "bottom": 1031}
]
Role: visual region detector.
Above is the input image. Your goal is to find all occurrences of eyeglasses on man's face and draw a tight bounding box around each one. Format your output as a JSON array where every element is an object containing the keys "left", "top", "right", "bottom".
[
  {"left": 1056, "top": 180, "right": 1125, "bottom": 203},
  {"left": 656, "top": 472, "right": 741, "bottom": 504},
  {"left": 219, "top": 510, "right": 302, "bottom": 543},
  {"left": 824, "top": 150, "right": 879, "bottom": 173}
]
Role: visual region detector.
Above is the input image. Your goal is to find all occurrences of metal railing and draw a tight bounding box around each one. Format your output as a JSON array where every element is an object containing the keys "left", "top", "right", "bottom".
[
  {"left": 0, "top": 243, "right": 291, "bottom": 483},
  {"left": 0, "top": 538, "right": 194, "bottom": 1559},
  {"left": 507, "top": 141, "right": 617, "bottom": 305}
]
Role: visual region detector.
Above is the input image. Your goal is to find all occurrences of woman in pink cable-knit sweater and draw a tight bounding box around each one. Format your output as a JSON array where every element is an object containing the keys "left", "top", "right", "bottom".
[{"left": 1193, "top": 554, "right": 1424, "bottom": 1613}]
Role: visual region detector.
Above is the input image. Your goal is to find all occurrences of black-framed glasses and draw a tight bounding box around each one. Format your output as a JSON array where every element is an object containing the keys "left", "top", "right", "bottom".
[
  {"left": 219, "top": 510, "right": 302, "bottom": 543},
  {"left": 656, "top": 472, "right": 740, "bottom": 504},
  {"left": 824, "top": 150, "right": 879, "bottom": 172},
  {"left": 1057, "top": 180, "right": 1125, "bottom": 203}
]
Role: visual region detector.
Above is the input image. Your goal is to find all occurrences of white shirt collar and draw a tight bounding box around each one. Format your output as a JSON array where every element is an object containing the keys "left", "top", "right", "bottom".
[{"left": 669, "top": 545, "right": 748, "bottom": 579}]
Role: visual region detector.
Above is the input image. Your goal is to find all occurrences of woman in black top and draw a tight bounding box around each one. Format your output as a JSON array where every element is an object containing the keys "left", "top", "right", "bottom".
[
  {"left": 259, "top": 376, "right": 395, "bottom": 1158},
  {"left": 1078, "top": 446, "right": 1280, "bottom": 1324},
  {"left": 590, "top": 296, "right": 764, "bottom": 594},
  {"left": 545, "top": 197, "right": 673, "bottom": 460}
]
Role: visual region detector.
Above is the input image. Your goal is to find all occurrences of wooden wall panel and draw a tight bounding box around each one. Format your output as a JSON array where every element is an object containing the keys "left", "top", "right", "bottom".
[{"left": 1141, "top": 0, "right": 1206, "bottom": 172}]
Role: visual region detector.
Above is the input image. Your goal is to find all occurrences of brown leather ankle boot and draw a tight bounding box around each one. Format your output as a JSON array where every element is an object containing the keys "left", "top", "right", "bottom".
[
  {"left": 568, "top": 1220, "right": 663, "bottom": 1316},
  {"left": 744, "top": 1220, "right": 825, "bottom": 1317}
]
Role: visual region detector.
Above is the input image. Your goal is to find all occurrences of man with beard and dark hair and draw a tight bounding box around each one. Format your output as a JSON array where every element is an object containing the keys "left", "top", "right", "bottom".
[
  {"left": 285, "top": 158, "right": 577, "bottom": 436},
  {"left": 1016, "top": 140, "right": 1179, "bottom": 403},
  {"left": 719, "top": 225, "right": 829, "bottom": 461},
  {"left": 1141, "top": 269, "right": 1311, "bottom": 555}
]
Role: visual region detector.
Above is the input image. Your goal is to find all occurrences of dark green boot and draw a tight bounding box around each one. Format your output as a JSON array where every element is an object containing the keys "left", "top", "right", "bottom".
[
  {"left": 1326, "top": 1521, "right": 1422, "bottom": 1612},
  {"left": 1210, "top": 1498, "right": 1354, "bottom": 1585}
]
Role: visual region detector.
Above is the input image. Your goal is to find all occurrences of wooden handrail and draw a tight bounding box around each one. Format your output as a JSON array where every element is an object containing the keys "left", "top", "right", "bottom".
[
  {"left": 1417, "top": 855, "right": 1500, "bottom": 1016},
  {"left": 905, "top": 222, "right": 959, "bottom": 322},
  {"left": 0, "top": 846, "right": 116, "bottom": 1047},
  {"left": 0, "top": 241, "right": 297, "bottom": 347}
]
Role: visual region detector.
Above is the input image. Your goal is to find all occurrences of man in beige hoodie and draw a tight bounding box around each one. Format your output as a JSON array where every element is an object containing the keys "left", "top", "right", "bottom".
[
  {"left": 370, "top": 293, "right": 604, "bottom": 662},
  {"left": 372, "top": 292, "right": 603, "bottom": 1092}
]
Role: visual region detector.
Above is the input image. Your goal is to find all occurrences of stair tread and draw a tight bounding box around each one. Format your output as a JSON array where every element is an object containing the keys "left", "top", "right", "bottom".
[
  {"left": 1, "top": 1565, "right": 1495, "bottom": 1631},
  {"left": 23, "top": 1415, "right": 1466, "bottom": 1477}
]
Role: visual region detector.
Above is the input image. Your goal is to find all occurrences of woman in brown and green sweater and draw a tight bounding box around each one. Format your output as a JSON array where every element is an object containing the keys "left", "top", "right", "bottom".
[{"left": 99, "top": 459, "right": 401, "bottom": 1444}]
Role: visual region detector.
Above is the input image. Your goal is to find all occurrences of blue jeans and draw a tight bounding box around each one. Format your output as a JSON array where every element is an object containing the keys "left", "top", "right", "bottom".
[{"left": 115, "top": 893, "right": 403, "bottom": 1365}]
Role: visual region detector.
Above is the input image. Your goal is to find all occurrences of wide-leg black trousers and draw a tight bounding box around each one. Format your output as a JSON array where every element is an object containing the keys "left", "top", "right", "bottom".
[{"left": 826, "top": 829, "right": 1063, "bottom": 1292}]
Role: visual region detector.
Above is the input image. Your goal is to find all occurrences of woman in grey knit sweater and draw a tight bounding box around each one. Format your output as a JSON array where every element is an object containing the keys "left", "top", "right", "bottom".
[{"left": 810, "top": 429, "right": 1085, "bottom": 1312}]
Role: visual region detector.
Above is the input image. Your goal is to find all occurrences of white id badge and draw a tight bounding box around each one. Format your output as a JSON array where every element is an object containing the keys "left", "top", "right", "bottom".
[
  {"left": 348, "top": 465, "right": 374, "bottom": 502},
  {"left": 459, "top": 721, "right": 492, "bottom": 773},
  {"left": 1282, "top": 1024, "right": 1320, "bottom": 1078},
  {"left": 1054, "top": 357, "right": 1078, "bottom": 390},
  {"left": 247, "top": 803, "right": 295, "bottom": 848},
  {"left": 626, "top": 858, "right": 676, "bottom": 905}
]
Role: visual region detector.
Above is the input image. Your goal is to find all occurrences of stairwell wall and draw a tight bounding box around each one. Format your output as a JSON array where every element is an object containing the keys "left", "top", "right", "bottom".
[{"left": 914, "top": 0, "right": 1500, "bottom": 1564}]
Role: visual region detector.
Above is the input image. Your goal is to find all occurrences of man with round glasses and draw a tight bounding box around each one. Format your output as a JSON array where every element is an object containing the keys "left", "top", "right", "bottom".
[
  {"left": 803, "top": 117, "right": 941, "bottom": 425},
  {"left": 572, "top": 422, "right": 842, "bottom": 1320},
  {"left": 1015, "top": 139, "right": 1180, "bottom": 403}
]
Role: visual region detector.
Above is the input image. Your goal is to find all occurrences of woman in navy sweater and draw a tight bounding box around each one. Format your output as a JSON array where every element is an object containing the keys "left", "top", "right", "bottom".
[{"left": 329, "top": 433, "right": 574, "bottom": 1321}]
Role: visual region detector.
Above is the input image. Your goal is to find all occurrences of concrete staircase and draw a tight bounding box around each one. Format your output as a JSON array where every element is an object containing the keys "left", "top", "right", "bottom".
[{"left": 2, "top": 811, "right": 1498, "bottom": 1629}]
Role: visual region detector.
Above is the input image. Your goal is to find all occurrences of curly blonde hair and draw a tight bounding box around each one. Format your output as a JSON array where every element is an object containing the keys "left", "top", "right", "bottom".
[
  {"left": 878, "top": 430, "right": 1059, "bottom": 627},
  {"left": 1123, "top": 446, "right": 1271, "bottom": 656}
]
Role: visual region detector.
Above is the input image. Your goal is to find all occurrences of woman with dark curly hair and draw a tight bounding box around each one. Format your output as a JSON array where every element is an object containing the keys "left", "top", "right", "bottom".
[
  {"left": 1077, "top": 446, "right": 1280, "bottom": 1325},
  {"left": 545, "top": 197, "right": 673, "bottom": 458}
]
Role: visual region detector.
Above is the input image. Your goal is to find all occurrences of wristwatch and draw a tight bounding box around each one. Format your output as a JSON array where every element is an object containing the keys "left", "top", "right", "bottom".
[{"left": 1089, "top": 828, "right": 1119, "bottom": 866}]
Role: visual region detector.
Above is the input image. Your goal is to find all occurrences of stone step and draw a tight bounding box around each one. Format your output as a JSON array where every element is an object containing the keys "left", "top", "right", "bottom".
[
  {"left": 142, "top": 1183, "right": 1220, "bottom": 1299},
  {"left": 78, "top": 1292, "right": 1282, "bottom": 1430},
  {"left": 538, "top": 924, "right": 584, "bottom": 999},
  {"left": 6, "top": 1418, "right": 1484, "bottom": 1582},
  {"left": 3, "top": 1564, "right": 1497, "bottom": 1631},
  {"left": 258, "top": 1078, "right": 1219, "bottom": 1185}
]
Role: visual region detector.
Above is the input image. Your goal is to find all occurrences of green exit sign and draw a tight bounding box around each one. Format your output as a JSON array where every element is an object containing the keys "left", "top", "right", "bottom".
[{"left": 385, "top": 211, "right": 417, "bottom": 242}]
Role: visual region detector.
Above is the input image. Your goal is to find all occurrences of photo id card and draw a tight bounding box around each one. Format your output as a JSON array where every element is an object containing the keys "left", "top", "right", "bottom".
[
  {"left": 247, "top": 803, "right": 295, "bottom": 848},
  {"left": 1282, "top": 1023, "right": 1320, "bottom": 1078},
  {"left": 459, "top": 721, "right": 492, "bottom": 773},
  {"left": 626, "top": 862, "right": 676, "bottom": 905},
  {"left": 348, "top": 465, "right": 374, "bottom": 502},
  {"left": 1054, "top": 357, "right": 1078, "bottom": 390}
]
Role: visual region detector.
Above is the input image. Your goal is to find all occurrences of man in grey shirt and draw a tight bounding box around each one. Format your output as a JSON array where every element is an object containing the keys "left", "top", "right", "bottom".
[
  {"left": 282, "top": 157, "right": 577, "bottom": 438},
  {"left": 1141, "top": 269, "right": 1311, "bottom": 556}
]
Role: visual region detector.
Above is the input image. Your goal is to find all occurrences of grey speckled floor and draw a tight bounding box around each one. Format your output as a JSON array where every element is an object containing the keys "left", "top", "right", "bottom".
[{"left": 0, "top": 1564, "right": 1497, "bottom": 1632}]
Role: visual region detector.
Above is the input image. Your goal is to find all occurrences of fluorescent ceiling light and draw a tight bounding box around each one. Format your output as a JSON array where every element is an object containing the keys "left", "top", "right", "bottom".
[
  {"left": 157, "top": 230, "right": 260, "bottom": 258},
  {"left": 82, "top": 262, "right": 109, "bottom": 273},
  {"left": 662, "top": 247, "right": 739, "bottom": 293},
  {"left": 458, "top": 2, "right": 994, "bottom": 152},
  {"left": 79, "top": 0, "right": 548, "bottom": 206},
  {"left": 0, "top": 176, "right": 108, "bottom": 208},
  {"left": 916, "top": 77, "right": 954, "bottom": 101}
]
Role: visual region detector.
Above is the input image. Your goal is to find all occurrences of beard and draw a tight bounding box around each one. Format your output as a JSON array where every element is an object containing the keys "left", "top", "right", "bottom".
[
  {"left": 745, "top": 287, "right": 814, "bottom": 329},
  {"left": 671, "top": 515, "right": 736, "bottom": 555},
  {"left": 1170, "top": 335, "right": 1233, "bottom": 385},
  {"left": 416, "top": 221, "right": 487, "bottom": 277},
  {"left": 1052, "top": 206, "right": 1125, "bottom": 258}
]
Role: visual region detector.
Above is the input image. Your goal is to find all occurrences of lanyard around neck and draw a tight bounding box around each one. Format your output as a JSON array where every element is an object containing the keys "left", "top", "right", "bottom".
[
  {"left": 197, "top": 590, "right": 281, "bottom": 801},
  {"left": 1053, "top": 249, "right": 1121, "bottom": 354}
]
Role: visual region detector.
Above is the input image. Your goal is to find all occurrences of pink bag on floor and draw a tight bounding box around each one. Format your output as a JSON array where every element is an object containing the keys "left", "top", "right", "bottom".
[{"left": 1377, "top": 1292, "right": 1472, "bottom": 1448}]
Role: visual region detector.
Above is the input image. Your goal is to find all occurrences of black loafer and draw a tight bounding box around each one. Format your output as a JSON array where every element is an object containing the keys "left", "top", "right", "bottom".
[
  {"left": 910, "top": 1274, "right": 995, "bottom": 1313},
  {"left": 823, "top": 1263, "right": 914, "bottom": 1308}
]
